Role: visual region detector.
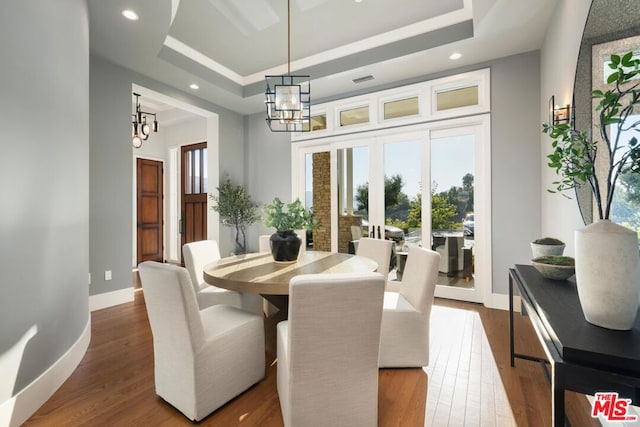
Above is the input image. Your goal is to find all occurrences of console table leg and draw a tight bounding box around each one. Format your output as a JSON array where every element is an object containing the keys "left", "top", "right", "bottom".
[
  {"left": 509, "top": 274, "right": 515, "bottom": 367},
  {"left": 552, "top": 364, "right": 568, "bottom": 427}
]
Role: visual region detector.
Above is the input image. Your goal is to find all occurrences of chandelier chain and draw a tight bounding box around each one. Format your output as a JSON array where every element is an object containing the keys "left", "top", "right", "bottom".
[{"left": 287, "top": 0, "right": 291, "bottom": 75}]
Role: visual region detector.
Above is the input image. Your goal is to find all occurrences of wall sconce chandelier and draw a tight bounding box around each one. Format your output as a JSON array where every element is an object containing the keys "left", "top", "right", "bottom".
[
  {"left": 265, "top": 0, "right": 310, "bottom": 132},
  {"left": 549, "top": 95, "right": 574, "bottom": 127},
  {"left": 132, "top": 93, "right": 158, "bottom": 148}
]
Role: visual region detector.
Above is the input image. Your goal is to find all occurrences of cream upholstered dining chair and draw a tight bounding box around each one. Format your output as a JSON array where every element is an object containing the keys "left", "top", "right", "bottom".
[
  {"left": 356, "top": 237, "right": 393, "bottom": 281},
  {"left": 182, "top": 240, "right": 262, "bottom": 315},
  {"left": 277, "top": 272, "right": 385, "bottom": 427},
  {"left": 258, "top": 235, "right": 271, "bottom": 252},
  {"left": 351, "top": 225, "right": 363, "bottom": 241},
  {"left": 138, "top": 261, "right": 265, "bottom": 421},
  {"left": 379, "top": 245, "right": 440, "bottom": 368},
  {"left": 295, "top": 229, "right": 306, "bottom": 252}
]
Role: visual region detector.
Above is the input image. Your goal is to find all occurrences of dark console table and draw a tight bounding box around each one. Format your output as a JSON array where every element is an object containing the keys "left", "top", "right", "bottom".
[{"left": 509, "top": 264, "right": 640, "bottom": 426}]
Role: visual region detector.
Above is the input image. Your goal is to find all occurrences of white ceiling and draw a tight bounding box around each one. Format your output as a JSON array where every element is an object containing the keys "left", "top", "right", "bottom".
[{"left": 89, "top": 0, "right": 558, "bottom": 117}]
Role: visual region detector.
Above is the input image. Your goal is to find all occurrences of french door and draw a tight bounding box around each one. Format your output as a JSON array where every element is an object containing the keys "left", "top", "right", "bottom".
[
  {"left": 428, "top": 124, "right": 489, "bottom": 303},
  {"left": 180, "top": 142, "right": 208, "bottom": 249},
  {"left": 292, "top": 117, "right": 490, "bottom": 303}
]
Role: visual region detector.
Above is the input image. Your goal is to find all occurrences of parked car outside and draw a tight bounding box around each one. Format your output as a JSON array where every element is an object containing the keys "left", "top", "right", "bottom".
[
  {"left": 463, "top": 213, "right": 475, "bottom": 237},
  {"left": 383, "top": 224, "right": 405, "bottom": 243}
]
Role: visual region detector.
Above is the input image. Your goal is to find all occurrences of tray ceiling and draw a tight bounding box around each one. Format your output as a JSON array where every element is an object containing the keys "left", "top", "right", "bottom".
[{"left": 88, "top": 0, "right": 558, "bottom": 115}]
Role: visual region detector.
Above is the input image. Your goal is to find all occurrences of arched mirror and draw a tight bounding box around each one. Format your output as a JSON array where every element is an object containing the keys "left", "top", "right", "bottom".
[{"left": 573, "top": 0, "right": 640, "bottom": 225}]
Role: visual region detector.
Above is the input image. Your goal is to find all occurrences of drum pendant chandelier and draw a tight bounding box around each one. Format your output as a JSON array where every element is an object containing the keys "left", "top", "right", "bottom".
[
  {"left": 265, "top": 0, "right": 310, "bottom": 132},
  {"left": 132, "top": 93, "right": 159, "bottom": 148}
]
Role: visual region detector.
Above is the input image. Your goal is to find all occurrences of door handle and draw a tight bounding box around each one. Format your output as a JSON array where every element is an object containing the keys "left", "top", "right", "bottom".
[{"left": 179, "top": 211, "right": 185, "bottom": 235}]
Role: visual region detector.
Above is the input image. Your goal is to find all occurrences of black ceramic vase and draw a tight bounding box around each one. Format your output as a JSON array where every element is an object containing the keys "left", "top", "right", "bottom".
[{"left": 270, "top": 230, "right": 301, "bottom": 263}]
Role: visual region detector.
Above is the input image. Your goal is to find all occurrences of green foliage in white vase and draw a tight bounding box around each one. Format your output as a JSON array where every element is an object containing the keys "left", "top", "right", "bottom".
[{"left": 264, "top": 198, "right": 319, "bottom": 233}]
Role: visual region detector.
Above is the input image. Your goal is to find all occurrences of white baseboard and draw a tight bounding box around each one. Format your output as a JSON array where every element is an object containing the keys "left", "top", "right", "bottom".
[
  {"left": 0, "top": 317, "right": 91, "bottom": 427},
  {"left": 89, "top": 287, "right": 134, "bottom": 312},
  {"left": 485, "top": 293, "right": 521, "bottom": 312}
]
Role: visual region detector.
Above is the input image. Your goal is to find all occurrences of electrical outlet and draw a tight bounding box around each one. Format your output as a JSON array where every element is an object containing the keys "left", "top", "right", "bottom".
[{"left": 105, "top": 270, "right": 112, "bottom": 281}]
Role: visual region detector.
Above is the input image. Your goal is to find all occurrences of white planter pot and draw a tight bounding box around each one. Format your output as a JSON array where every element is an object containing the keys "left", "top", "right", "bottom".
[{"left": 575, "top": 220, "right": 640, "bottom": 330}]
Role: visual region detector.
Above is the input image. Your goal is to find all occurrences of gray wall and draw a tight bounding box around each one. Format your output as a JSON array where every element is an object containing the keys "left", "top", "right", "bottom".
[
  {"left": 89, "top": 56, "right": 247, "bottom": 294},
  {"left": 0, "top": 0, "right": 89, "bottom": 402},
  {"left": 243, "top": 114, "right": 291, "bottom": 253},
  {"left": 243, "top": 51, "right": 542, "bottom": 296},
  {"left": 540, "top": 0, "right": 595, "bottom": 252},
  {"left": 217, "top": 102, "right": 246, "bottom": 256},
  {"left": 490, "top": 51, "right": 542, "bottom": 294},
  {"left": 90, "top": 57, "right": 134, "bottom": 297}
]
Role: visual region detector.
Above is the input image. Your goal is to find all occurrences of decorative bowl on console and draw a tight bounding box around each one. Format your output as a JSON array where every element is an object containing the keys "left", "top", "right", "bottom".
[
  {"left": 530, "top": 237, "right": 565, "bottom": 258},
  {"left": 531, "top": 255, "right": 575, "bottom": 281}
]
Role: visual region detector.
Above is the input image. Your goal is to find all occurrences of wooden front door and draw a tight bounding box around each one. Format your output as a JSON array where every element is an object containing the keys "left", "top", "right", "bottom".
[
  {"left": 181, "top": 142, "right": 208, "bottom": 248},
  {"left": 136, "top": 158, "right": 164, "bottom": 264}
]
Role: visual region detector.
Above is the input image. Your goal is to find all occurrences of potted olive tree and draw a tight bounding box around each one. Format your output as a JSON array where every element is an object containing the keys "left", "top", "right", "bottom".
[
  {"left": 542, "top": 51, "right": 640, "bottom": 330},
  {"left": 210, "top": 175, "right": 260, "bottom": 254},
  {"left": 264, "top": 197, "right": 318, "bottom": 263}
]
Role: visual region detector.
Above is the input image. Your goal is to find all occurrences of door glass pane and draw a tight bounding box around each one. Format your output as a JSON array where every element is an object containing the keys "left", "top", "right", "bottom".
[
  {"left": 202, "top": 148, "right": 208, "bottom": 192},
  {"left": 384, "top": 97, "right": 419, "bottom": 120},
  {"left": 340, "top": 106, "right": 369, "bottom": 126},
  {"left": 436, "top": 86, "right": 478, "bottom": 111},
  {"left": 337, "top": 146, "right": 369, "bottom": 253},
  {"left": 431, "top": 134, "right": 475, "bottom": 289},
  {"left": 169, "top": 148, "right": 178, "bottom": 261},
  {"left": 304, "top": 153, "right": 314, "bottom": 250},
  {"left": 384, "top": 140, "right": 421, "bottom": 281},
  {"left": 194, "top": 149, "right": 201, "bottom": 194},
  {"left": 185, "top": 151, "right": 192, "bottom": 194},
  {"left": 305, "top": 153, "right": 313, "bottom": 209}
]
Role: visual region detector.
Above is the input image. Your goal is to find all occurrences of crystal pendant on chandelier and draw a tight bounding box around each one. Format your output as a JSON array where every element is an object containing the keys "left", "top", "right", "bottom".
[{"left": 266, "top": 75, "right": 310, "bottom": 131}]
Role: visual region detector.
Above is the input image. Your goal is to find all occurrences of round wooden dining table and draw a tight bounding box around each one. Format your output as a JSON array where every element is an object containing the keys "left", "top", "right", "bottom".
[
  {"left": 203, "top": 250, "right": 378, "bottom": 295},
  {"left": 203, "top": 250, "right": 378, "bottom": 356}
]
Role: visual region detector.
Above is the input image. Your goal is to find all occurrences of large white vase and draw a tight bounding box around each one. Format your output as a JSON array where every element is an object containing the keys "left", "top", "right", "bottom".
[{"left": 575, "top": 220, "right": 640, "bottom": 330}]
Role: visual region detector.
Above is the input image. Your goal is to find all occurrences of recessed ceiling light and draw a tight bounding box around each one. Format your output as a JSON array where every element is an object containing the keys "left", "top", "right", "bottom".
[
  {"left": 189, "top": 83, "right": 199, "bottom": 90},
  {"left": 355, "top": 0, "right": 363, "bottom": 3},
  {"left": 449, "top": 52, "right": 462, "bottom": 60},
  {"left": 122, "top": 9, "right": 139, "bottom": 21}
]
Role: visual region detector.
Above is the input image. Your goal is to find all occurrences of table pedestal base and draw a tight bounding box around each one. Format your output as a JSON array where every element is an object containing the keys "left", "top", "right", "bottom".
[{"left": 262, "top": 294, "right": 289, "bottom": 359}]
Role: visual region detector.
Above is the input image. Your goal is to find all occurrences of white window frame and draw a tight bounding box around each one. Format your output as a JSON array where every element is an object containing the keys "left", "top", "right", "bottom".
[{"left": 292, "top": 68, "right": 490, "bottom": 142}]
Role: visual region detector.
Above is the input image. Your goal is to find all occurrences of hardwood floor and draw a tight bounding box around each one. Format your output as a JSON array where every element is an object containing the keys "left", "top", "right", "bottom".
[
  {"left": 426, "top": 305, "right": 515, "bottom": 426},
  {"left": 25, "top": 287, "right": 597, "bottom": 426}
]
